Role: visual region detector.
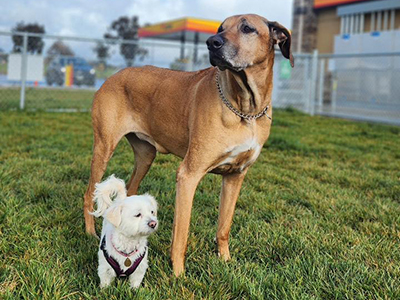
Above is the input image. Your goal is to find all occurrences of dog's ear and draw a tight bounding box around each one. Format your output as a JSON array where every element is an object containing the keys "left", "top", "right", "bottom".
[
  {"left": 105, "top": 204, "right": 122, "bottom": 227},
  {"left": 145, "top": 194, "right": 158, "bottom": 215},
  {"left": 268, "top": 21, "right": 294, "bottom": 68}
]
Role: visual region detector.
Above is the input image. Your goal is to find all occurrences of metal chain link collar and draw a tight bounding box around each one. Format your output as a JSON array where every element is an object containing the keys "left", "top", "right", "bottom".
[{"left": 215, "top": 70, "right": 272, "bottom": 121}]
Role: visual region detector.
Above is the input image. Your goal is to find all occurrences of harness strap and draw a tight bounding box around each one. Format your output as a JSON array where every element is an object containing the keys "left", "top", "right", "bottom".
[{"left": 100, "top": 236, "right": 146, "bottom": 278}]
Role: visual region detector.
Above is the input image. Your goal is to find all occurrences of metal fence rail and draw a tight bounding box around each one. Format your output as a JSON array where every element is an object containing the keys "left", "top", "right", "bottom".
[
  {"left": 0, "top": 31, "right": 399, "bottom": 125},
  {"left": 317, "top": 51, "right": 400, "bottom": 125}
]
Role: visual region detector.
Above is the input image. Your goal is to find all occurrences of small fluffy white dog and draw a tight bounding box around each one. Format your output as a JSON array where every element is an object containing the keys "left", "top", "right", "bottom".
[{"left": 91, "top": 175, "right": 158, "bottom": 289}]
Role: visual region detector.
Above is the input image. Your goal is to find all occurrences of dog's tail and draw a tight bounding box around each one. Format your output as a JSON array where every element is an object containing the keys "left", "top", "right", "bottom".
[{"left": 91, "top": 174, "right": 127, "bottom": 217}]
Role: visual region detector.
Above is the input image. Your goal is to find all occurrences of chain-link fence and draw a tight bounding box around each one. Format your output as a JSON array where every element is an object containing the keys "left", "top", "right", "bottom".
[
  {"left": 316, "top": 52, "right": 400, "bottom": 125},
  {"left": 273, "top": 53, "right": 317, "bottom": 114},
  {"left": 0, "top": 31, "right": 210, "bottom": 111},
  {"left": 0, "top": 31, "right": 399, "bottom": 125}
]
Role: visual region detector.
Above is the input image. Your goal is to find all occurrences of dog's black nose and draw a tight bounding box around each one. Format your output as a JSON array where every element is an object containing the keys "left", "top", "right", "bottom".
[
  {"left": 148, "top": 220, "right": 157, "bottom": 229},
  {"left": 207, "top": 35, "right": 224, "bottom": 51}
]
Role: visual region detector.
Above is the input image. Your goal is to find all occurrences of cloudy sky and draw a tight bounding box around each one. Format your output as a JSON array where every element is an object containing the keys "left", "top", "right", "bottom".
[
  {"left": 1, "top": 0, "right": 294, "bottom": 37},
  {"left": 0, "top": 0, "right": 294, "bottom": 67}
]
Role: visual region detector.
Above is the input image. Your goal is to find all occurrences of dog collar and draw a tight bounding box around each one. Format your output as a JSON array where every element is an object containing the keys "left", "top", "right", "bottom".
[
  {"left": 215, "top": 70, "right": 272, "bottom": 121},
  {"left": 100, "top": 236, "right": 146, "bottom": 278},
  {"left": 110, "top": 234, "right": 138, "bottom": 258}
]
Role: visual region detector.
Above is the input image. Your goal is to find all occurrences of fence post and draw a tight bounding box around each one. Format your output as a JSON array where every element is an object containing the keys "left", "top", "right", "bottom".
[
  {"left": 303, "top": 56, "right": 310, "bottom": 113},
  {"left": 19, "top": 32, "right": 28, "bottom": 110},
  {"left": 318, "top": 58, "right": 325, "bottom": 114},
  {"left": 309, "top": 49, "right": 318, "bottom": 116}
]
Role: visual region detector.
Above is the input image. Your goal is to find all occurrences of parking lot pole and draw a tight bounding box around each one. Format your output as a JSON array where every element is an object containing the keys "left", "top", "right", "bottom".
[{"left": 19, "top": 32, "right": 28, "bottom": 110}]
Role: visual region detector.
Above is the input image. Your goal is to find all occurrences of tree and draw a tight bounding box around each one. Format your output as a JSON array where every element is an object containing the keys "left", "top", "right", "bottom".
[
  {"left": 104, "top": 16, "right": 147, "bottom": 67},
  {"left": 47, "top": 40, "right": 75, "bottom": 57},
  {"left": 11, "top": 22, "right": 45, "bottom": 54},
  {"left": 93, "top": 42, "right": 110, "bottom": 66}
]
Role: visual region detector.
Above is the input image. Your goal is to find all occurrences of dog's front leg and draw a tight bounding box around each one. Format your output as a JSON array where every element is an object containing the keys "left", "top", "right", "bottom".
[
  {"left": 98, "top": 252, "right": 116, "bottom": 288},
  {"left": 171, "top": 163, "right": 204, "bottom": 277},
  {"left": 217, "top": 170, "right": 247, "bottom": 261}
]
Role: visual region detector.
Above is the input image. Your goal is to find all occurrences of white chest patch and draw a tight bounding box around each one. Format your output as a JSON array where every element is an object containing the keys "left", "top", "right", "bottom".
[{"left": 219, "top": 138, "right": 262, "bottom": 170}]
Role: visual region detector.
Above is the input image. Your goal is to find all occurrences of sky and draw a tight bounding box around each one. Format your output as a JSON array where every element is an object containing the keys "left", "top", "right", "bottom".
[
  {"left": 0, "top": 0, "right": 294, "bottom": 37},
  {"left": 0, "top": 0, "right": 294, "bottom": 67}
]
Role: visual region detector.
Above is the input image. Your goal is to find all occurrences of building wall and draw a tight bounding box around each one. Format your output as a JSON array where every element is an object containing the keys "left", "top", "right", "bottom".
[
  {"left": 316, "top": 8, "right": 341, "bottom": 53},
  {"left": 315, "top": 7, "right": 400, "bottom": 53},
  {"left": 395, "top": 9, "right": 400, "bottom": 29},
  {"left": 362, "top": 10, "right": 400, "bottom": 32},
  {"left": 292, "top": 1, "right": 400, "bottom": 54},
  {"left": 314, "top": 0, "right": 366, "bottom": 9}
]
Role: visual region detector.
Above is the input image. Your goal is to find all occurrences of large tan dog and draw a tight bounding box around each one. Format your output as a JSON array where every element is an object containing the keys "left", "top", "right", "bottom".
[{"left": 84, "top": 14, "right": 294, "bottom": 276}]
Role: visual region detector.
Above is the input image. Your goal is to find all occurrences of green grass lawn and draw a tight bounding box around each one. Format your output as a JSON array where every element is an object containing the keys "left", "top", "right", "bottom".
[
  {"left": 0, "top": 109, "right": 399, "bottom": 299},
  {"left": 95, "top": 65, "right": 119, "bottom": 79},
  {"left": 0, "top": 63, "right": 7, "bottom": 75},
  {"left": 0, "top": 87, "right": 94, "bottom": 111}
]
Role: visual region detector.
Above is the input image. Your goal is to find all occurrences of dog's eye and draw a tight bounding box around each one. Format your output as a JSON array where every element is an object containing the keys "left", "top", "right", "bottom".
[
  {"left": 135, "top": 213, "right": 141, "bottom": 217},
  {"left": 217, "top": 25, "right": 223, "bottom": 33},
  {"left": 151, "top": 211, "right": 154, "bottom": 215},
  {"left": 242, "top": 25, "right": 256, "bottom": 34}
]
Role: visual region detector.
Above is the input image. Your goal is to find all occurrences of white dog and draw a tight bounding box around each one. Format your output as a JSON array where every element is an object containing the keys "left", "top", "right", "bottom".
[{"left": 91, "top": 175, "right": 158, "bottom": 289}]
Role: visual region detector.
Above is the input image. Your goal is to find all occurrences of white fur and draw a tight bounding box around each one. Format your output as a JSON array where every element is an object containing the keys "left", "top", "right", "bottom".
[
  {"left": 219, "top": 138, "right": 262, "bottom": 170},
  {"left": 92, "top": 175, "right": 158, "bottom": 289},
  {"left": 91, "top": 175, "right": 127, "bottom": 217}
]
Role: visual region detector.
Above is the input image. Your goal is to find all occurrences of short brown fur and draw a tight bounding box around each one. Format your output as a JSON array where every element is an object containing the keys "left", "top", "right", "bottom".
[{"left": 84, "top": 14, "right": 293, "bottom": 276}]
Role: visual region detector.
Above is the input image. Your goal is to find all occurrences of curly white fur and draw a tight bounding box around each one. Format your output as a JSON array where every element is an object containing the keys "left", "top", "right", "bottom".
[
  {"left": 92, "top": 174, "right": 158, "bottom": 289},
  {"left": 91, "top": 174, "right": 127, "bottom": 217}
]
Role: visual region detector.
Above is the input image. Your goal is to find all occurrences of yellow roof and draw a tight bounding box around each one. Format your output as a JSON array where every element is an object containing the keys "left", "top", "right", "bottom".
[{"left": 138, "top": 17, "right": 221, "bottom": 42}]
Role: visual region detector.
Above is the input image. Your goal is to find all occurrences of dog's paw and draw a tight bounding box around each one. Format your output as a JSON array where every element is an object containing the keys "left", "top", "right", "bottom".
[
  {"left": 130, "top": 280, "right": 143, "bottom": 289},
  {"left": 217, "top": 242, "right": 231, "bottom": 261},
  {"left": 100, "top": 282, "right": 111, "bottom": 289},
  {"left": 218, "top": 250, "right": 231, "bottom": 261},
  {"left": 99, "top": 276, "right": 113, "bottom": 289}
]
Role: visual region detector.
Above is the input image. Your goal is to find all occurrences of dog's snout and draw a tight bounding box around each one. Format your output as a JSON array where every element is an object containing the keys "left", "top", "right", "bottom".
[
  {"left": 148, "top": 220, "right": 157, "bottom": 229},
  {"left": 207, "top": 35, "right": 224, "bottom": 51}
]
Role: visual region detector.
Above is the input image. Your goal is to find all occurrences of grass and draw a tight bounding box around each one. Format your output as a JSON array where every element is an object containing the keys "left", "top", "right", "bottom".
[
  {"left": 0, "top": 109, "right": 399, "bottom": 299},
  {"left": 94, "top": 65, "right": 119, "bottom": 79},
  {"left": 0, "top": 62, "right": 7, "bottom": 74},
  {"left": 0, "top": 87, "right": 94, "bottom": 111}
]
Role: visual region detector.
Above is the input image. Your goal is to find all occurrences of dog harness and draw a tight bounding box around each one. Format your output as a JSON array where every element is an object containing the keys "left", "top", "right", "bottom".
[{"left": 100, "top": 236, "right": 146, "bottom": 278}]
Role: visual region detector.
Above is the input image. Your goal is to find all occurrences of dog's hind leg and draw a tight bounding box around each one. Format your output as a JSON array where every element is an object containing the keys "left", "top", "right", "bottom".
[
  {"left": 84, "top": 131, "right": 122, "bottom": 236},
  {"left": 125, "top": 133, "right": 156, "bottom": 196}
]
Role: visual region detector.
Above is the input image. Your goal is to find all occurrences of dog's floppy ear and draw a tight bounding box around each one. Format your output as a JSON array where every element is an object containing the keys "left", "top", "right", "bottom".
[
  {"left": 144, "top": 194, "right": 158, "bottom": 215},
  {"left": 268, "top": 21, "right": 294, "bottom": 68},
  {"left": 105, "top": 204, "right": 122, "bottom": 227}
]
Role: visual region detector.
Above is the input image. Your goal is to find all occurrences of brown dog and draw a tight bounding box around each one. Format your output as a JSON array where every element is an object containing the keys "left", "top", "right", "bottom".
[{"left": 84, "top": 14, "right": 294, "bottom": 276}]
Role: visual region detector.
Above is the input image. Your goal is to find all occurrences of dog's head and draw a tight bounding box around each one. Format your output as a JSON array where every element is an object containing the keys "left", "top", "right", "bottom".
[
  {"left": 104, "top": 194, "right": 158, "bottom": 237},
  {"left": 206, "top": 14, "right": 294, "bottom": 72}
]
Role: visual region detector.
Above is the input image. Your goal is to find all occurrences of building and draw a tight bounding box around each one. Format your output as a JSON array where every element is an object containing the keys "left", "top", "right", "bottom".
[
  {"left": 292, "top": 0, "right": 400, "bottom": 53},
  {"left": 138, "top": 17, "right": 220, "bottom": 63}
]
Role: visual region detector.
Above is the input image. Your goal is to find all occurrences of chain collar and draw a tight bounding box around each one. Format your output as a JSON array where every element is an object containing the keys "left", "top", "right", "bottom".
[{"left": 215, "top": 70, "right": 271, "bottom": 121}]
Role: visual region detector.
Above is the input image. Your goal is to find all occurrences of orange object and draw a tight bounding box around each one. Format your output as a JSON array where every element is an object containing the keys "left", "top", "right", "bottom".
[
  {"left": 65, "top": 64, "right": 74, "bottom": 87},
  {"left": 314, "top": 0, "right": 366, "bottom": 9},
  {"left": 138, "top": 17, "right": 220, "bottom": 40}
]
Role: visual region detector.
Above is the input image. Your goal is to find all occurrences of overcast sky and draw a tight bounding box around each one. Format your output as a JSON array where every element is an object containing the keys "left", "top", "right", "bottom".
[
  {"left": 0, "top": 0, "right": 294, "bottom": 37},
  {"left": 0, "top": 0, "right": 294, "bottom": 68}
]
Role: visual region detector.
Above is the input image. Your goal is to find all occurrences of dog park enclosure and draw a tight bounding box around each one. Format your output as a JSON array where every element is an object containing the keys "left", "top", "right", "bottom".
[{"left": 0, "top": 26, "right": 399, "bottom": 125}]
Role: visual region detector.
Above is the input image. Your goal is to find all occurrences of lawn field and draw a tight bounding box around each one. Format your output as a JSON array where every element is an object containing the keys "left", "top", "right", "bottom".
[
  {"left": 0, "top": 87, "right": 94, "bottom": 111},
  {"left": 0, "top": 110, "right": 399, "bottom": 299}
]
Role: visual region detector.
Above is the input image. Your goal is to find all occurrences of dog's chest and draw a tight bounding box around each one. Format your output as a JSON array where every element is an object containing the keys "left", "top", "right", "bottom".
[{"left": 212, "top": 138, "right": 262, "bottom": 174}]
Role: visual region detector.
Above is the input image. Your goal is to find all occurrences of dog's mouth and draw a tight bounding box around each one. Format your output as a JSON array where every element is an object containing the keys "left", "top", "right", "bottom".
[{"left": 209, "top": 51, "right": 244, "bottom": 73}]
